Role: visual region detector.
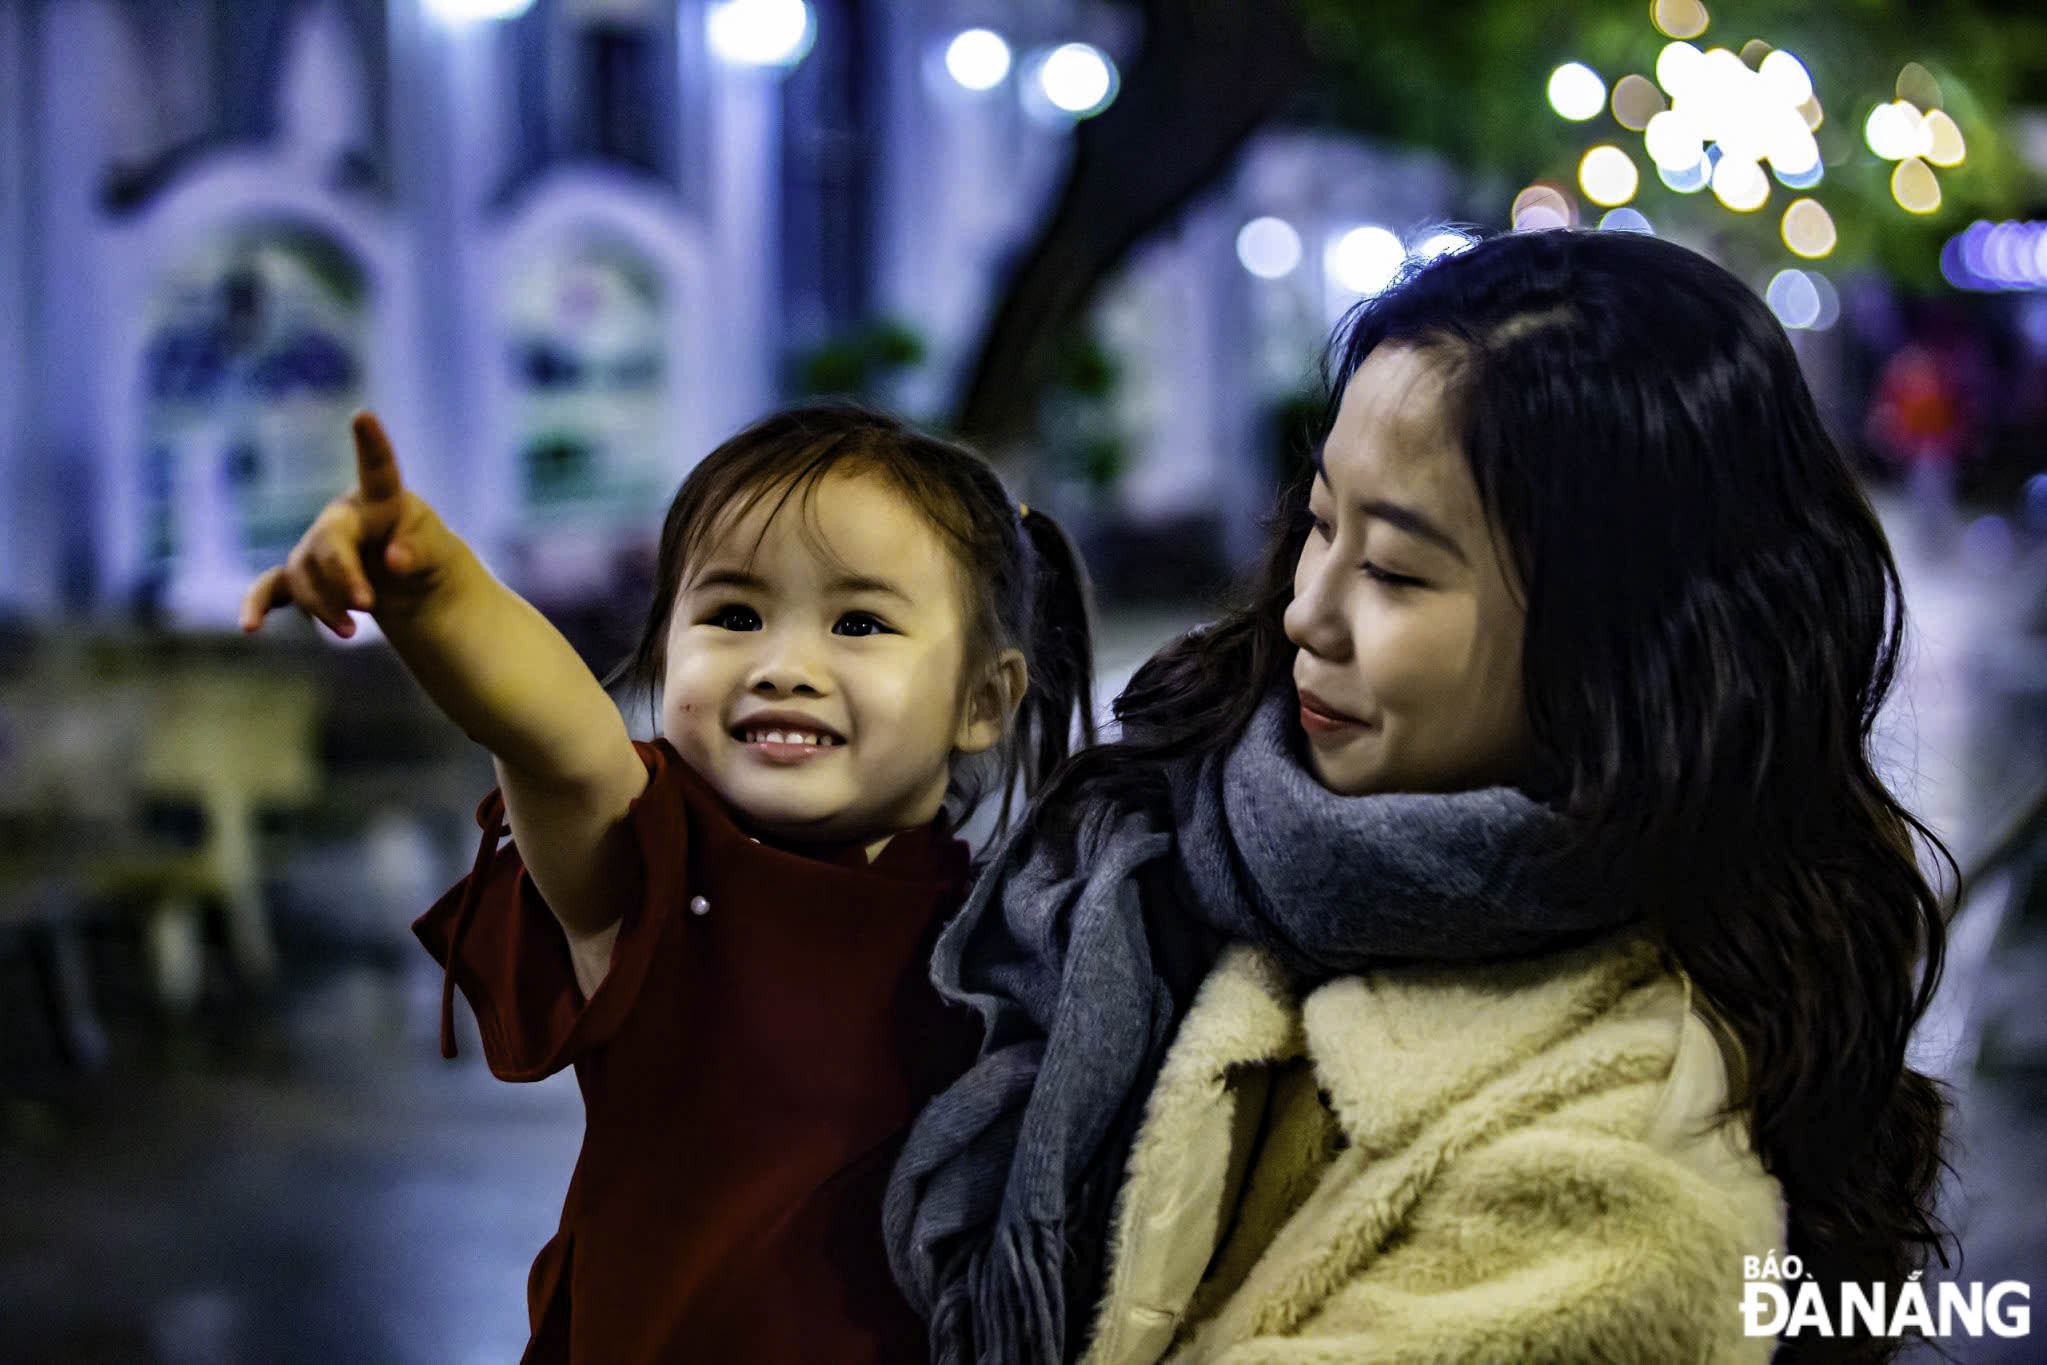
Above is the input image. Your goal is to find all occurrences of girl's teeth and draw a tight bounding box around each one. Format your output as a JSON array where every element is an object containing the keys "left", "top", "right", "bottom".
[{"left": 746, "top": 729, "right": 838, "bottom": 746}]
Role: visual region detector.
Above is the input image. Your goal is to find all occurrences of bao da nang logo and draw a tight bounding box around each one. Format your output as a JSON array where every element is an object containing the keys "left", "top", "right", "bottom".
[{"left": 1742, "top": 1252, "right": 2031, "bottom": 1341}]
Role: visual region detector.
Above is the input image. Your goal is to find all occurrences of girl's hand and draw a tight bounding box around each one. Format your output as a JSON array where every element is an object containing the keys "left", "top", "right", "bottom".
[{"left": 240, "top": 412, "right": 463, "bottom": 638}]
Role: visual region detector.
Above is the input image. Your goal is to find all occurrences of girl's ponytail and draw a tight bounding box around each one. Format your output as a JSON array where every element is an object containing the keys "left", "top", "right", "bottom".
[{"left": 1013, "top": 506, "right": 1098, "bottom": 808}]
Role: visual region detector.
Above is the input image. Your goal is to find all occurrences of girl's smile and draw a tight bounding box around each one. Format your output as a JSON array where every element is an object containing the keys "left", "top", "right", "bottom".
[{"left": 730, "top": 710, "right": 849, "bottom": 764}]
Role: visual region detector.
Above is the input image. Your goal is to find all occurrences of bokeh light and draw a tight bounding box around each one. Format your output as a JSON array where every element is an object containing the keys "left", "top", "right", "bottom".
[
  {"left": 1781, "top": 198, "right": 1837, "bottom": 257},
  {"left": 1897, "top": 62, "right": 1944, "bottom": 110},
  {"left": 1599, "top": 207, "right": 1655, "bottom": 234},
  {"left": 424, "top": 0, "right": 536, "bottom": 18},
  {"left": 1611, "top": 74, "right": 1667, "bottom": 131},
  {"left": 1865, "top": 100, "right": 1930, "bottom": 160},
  {"left": 1758, "top": 50, "right": 1813, "bottom": 107},
  {"left": 1511, "top": 183, "right": 1577, "bottom": 231},
  {"left": 1645, "top": 109, "right": 1703, "bottom": 170},
  {"left": 1944, "top": 220, "right": 2047, "bottom": 291},
  {"left": 1891, "top": 157, "right": 1941, "bottom": 214},
  {"left": 1413, "top": 229, "right": 1478, "bottom": 262},
  {"left": 1652, "top": 0, "right": 1710, "bottom": 41},
  {"left": 1548, "top": 63, "right": 1608, "bottom": 122},
  {"left": 944, "top": 29, "right": 1012, "bottom": 91},
  {"left": 1924, "top": 109, "right": 1967, "bottom": 167},
  {"left": 1659, "top": 154, "right": 1710, "bottom": 193},
  {"left": 1326, "top": 226, "right": 1407, "bottom": 296},
  {"left": 1235, "top": 217, "right": 1303, "bottom": 279},
  {"left": 1579, "top": 146, "right": 1640, "bottom": 206},
  {"left": 1765, "top": 268, "right": 1821, "bottom": 329},
  {"left": 1036, "top": 42, "right": 1118, "bottom": 117},
  {"left": 706, "top": 0, "right": 815, "bottom": 69},
  {"left": 1657, "top": 41, "right": 1706, "bottom": 100},
  {"left": 1711, "top": 155, "right": 1769, "bottom": 211}
]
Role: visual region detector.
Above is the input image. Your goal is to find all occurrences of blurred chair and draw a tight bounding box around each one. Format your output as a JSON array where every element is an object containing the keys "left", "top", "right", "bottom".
[
  {"left": 1, "top": 638, "right": 326, "bottom": 1038},
  {"left": 99, "top": 658, "right": 326, "bottom": 1010},
  {"left": 0, "top": 656, "right": 134, "bottom": 1068}
]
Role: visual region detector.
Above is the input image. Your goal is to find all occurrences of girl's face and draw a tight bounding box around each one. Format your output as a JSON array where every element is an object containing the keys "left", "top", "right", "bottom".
[
  {"left": 1284, "top": 345, "right": 1533, "bottom": 796},
  {"left": 661, "top": 469, "right": 1017, "bottom": 851}
]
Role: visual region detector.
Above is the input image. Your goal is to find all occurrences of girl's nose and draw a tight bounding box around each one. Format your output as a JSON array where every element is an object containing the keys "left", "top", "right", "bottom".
[{"left": 746, "top": 632, "right": 828, "bottom": 696}]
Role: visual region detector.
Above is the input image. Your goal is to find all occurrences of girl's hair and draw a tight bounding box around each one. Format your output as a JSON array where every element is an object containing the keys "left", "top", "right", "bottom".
[
  {"left": 1043, "top": 229, "right": 1952, "bottom": 1358},
  {"left": 610, "top": 400, "right": 1095, "bottom": 838}
]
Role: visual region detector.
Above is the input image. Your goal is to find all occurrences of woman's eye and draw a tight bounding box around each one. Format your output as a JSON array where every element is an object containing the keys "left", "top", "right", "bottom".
[
  {"left": 834, "top": 611, "right": 894, "bottom": 637},
  {"left": 1309, "top": 515, "right": 1334, "bottom": 542},
  {"left": 1362, "top": 563, "right": 1425, "bottom": 590},
  {"left": 705, "top": 603, "right": 761, "bottom": 631}
]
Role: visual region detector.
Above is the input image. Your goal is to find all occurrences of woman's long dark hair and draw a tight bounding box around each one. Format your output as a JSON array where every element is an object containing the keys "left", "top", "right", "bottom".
[{"left": 1043, "top": 229, "right": 1952, "bottom": 1359}]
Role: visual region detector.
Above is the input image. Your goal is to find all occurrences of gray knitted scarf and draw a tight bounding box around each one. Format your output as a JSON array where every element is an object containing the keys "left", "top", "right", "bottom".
[{"left": 883, "top": 690, "right": 1636, "bottom": 1364}]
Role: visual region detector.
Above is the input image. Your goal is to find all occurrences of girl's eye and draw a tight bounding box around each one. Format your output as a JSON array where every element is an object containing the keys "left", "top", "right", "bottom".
[
  {"left": 1362, "top": 563, "right": 1426, "bottom": 590},
  {"left": 834, "top": 611, "right": 894, "bottom": 638},
  {"left": 705, "top": 603, "right": 761, "bottom": 631},
  {"left": 1309, "top": 514, "right": 1334, "bottom": 542}
]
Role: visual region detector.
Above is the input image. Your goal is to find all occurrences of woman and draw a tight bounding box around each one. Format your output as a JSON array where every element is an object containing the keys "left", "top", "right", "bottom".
[{"left": 886, "top": 229, "right": 1951, "bottom": 1364}]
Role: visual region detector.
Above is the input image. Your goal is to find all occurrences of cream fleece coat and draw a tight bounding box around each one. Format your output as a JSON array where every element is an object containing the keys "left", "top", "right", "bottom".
[{"left": 1081, "top": 936, "right": 1785, "bottom": 1365}]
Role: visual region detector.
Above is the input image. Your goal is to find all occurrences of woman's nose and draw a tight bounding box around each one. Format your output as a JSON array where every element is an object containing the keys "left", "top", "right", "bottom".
[{"left": 1283, "top": 555, "right": 1351, "bottom": 663}]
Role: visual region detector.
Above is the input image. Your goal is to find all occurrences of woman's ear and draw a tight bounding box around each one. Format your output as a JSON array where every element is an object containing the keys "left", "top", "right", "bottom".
[{"left": 955, "top": 648, "right": 1028, "bottom": 755}]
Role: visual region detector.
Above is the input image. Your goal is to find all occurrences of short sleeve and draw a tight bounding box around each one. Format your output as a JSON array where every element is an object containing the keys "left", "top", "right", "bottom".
[{"left": 412, "top": 739, "right": 690, "bottom": 1081}]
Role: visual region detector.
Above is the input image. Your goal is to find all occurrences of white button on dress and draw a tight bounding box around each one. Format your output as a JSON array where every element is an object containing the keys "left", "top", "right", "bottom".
[{"left": 689, "top": 895, "right": 710, "bottom": 916}]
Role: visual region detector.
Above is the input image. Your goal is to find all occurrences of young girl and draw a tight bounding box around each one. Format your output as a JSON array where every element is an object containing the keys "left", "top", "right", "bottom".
[
  {"left": 890, "top": 230, "right": 1951, "bottom": 1364},
  {"left": 241, "top": 402, "right": 1096, "bottom": 1363}
]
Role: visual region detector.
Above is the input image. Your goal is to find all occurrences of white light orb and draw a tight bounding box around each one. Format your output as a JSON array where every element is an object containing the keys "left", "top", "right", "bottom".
[
  {"left": 1413, "top": 229, "right": 1477, "bottom": 262},
  {"left": 944, "top": 28, "right": 1012, "bottom": 91},
  {"left": 1326, "top": 226, "right": 1407, "bottom": 296},
  {"left": 1645, "top": 109, "right": 1705, "bottom": 171},
  {"left": 1599, "top": 207, "right": 1655, "bottom": 234},
  {"left": 1864, "top": 100, "right": 1925, "bottom": 160},
  {"left": 1548, "top": 62, "right": 1607, "bottom": 121},
  {"left": 707, "top": 0, "right": 815, "bottom": 69},
  {"left": 1766, "top": 111, "right": 1821, "bottom": 176},
  {"left": 1038, "top": 42, "right": 1117, "bottom": 116},
  {"left": 1765, "top": 269, "right": 1821, "bottom": 329},
  {"left": 1579, "top": 145, "right": 1640, "bottom": 206},
  {"left": 1656, "top": 41, "right": 1706, "bottom": 99},
  {"left": 1710, "top": 154, "right": 1769, "bottom": 211},
  {"left": 1758, "top": 49, "right": 1813, "bottom": 106},
  {"left": 1236, "top": 217, "right": 1303, "bottom": 279},
  {"left": 424, "top": 0, "right": 535, "bottom": 18}
]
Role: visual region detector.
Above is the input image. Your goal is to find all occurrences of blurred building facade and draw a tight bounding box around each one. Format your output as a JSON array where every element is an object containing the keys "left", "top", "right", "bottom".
[{"left": 0, "top": 0, "right": 1489, "bottom": 625}]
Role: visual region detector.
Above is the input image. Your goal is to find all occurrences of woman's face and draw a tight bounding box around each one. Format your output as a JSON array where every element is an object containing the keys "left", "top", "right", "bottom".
[{"left": 1284, "top": 344, "right": 1533, "bottom": 796}]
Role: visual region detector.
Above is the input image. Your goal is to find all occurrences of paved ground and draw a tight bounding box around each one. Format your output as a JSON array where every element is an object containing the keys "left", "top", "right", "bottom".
[{"left": 3, "top": 494, "right": 2043, "bottom": 1363}]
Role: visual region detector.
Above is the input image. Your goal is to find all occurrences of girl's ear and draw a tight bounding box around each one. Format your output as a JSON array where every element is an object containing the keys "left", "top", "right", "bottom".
[{"left": 955, "top": 648, "right": 1028, "bottom": 755}]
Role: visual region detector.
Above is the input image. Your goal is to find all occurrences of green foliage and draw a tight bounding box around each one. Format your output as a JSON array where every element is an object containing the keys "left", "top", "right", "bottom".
[
  {"left": 1289, "top": 0, "right": 2047, "bottom": 286},
  {"left": 791, "top": 318, "right": 929, "bottom": 398},
  {"left": 1047, "top": 323, "right": 1129, "bottom": 493}
]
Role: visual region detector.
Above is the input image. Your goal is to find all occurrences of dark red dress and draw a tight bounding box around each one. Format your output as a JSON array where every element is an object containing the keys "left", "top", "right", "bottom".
[{"left": 413, "top": 738, "right": 976, "bottom": 1363}]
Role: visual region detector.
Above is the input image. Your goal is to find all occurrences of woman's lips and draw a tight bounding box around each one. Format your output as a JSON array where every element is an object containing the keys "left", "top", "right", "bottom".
[{"left": 1297, "top": 688, "right": 1368, "bottom": 737}]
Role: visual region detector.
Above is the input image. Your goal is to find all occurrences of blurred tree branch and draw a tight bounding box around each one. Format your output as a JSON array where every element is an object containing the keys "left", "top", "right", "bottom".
[
  {"left": 950, "top": 0, "right": 1314, "bottom": 453},
  {"left": 951, "top": 0, "right": 2047, "bottom": 458}
]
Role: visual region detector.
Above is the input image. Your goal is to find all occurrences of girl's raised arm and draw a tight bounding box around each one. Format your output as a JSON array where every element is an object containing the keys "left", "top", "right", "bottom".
[{"left": 242, "top": 412, "right": 647, "bottom": 941}]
